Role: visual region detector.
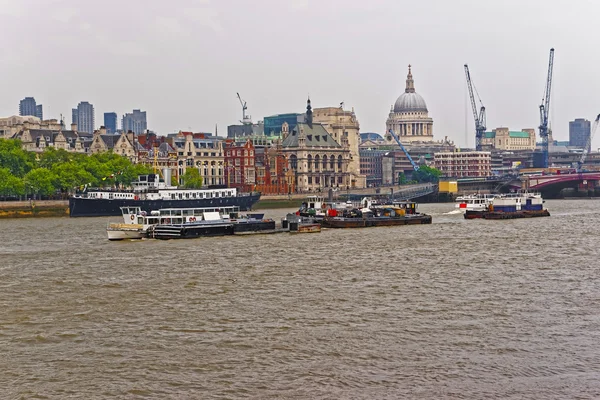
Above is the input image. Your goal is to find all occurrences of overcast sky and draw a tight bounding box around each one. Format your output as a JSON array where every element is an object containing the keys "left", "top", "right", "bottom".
[{"left": 1, "top": 0, "right": 599, "bottom": 148}]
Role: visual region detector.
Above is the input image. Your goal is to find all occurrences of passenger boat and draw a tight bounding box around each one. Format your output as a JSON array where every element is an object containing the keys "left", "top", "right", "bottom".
[
  {"left": 321, "top": 201, "right": 432, "bottom": 228},
  {"left": 455, "top": 194, "right": 497, "bottom": 219},
  {"left": 106, "top": 206, "right": 165, "bottom": 240},
  {"left": 70, "top": 172, "right": 260, "bottom": 217},
  {"left": 146, "top": 206, "right": 277, "bottom": 239}
]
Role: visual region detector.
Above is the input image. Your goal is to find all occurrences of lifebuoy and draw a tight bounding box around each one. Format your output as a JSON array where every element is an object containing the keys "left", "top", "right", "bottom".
[
  {"left": 134, "top": 195, "right": 139, "bottom": 200},
  {"left": 189, "top": 217, "right": 196, "bottom": 222},
  {"left": 130, "top": 215, "right": 135, "bottom": 221}
]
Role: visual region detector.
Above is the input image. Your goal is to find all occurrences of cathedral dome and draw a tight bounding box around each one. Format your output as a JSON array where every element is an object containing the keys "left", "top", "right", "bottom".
[
  {"left": 393, "top": 92, "right": 428, "bottom": 113},
  {"left": 392, "top": 65, "right": 428, "bottom": 113}
]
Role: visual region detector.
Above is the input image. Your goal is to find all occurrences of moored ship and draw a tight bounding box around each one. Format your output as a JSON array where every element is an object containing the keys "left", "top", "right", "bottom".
[{"left": 70, "top": 172, "right": 260, "bottom": 217}]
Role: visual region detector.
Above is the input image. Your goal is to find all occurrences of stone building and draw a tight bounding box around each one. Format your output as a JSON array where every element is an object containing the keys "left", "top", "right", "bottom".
[
  {"left": 0, "top": 115, "right": 63, "bottom": 139},
  {"left": 481, "top": 128, "right": 536, "bottom": 151},
  {"left": 89, "top": 128, "right": 137, "bottom": 162},
  {"left": 172, "top": 132, "right": 225, "bottom": 187},
  {"left": 313, "top": 105, "right": 366, "bottom": 188},
  {"left": 281, "top": 99, "right": 352, "bottom": 192},
  {"left": 385, "top": 65, "right": 434, "bottom": 144}
]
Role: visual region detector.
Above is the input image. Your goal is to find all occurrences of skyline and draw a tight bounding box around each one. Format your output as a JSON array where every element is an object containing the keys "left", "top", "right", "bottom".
[{"left": 1, "top": 0, "right": 599, "bottom": 148}]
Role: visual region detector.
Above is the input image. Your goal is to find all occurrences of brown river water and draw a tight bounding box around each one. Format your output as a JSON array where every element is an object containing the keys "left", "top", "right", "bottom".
[{"left": 1, "top": 200, "right": 600, "bottom": 399}]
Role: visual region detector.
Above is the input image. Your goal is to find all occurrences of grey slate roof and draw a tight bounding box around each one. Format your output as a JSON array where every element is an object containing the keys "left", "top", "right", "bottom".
[{"left": 282, "top": 122, "right": 341, "bottom": 148}]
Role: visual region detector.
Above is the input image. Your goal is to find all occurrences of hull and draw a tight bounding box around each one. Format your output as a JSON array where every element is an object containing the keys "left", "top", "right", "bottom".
[
  {"left": 292, "top": 224, "right": 321, "bottom": 233},
  {"left": 322, "top": 214, "right": 432, "bottom": 228},
  {"left": 69, "top": 193, "right": 261, "bottom": 217},
  {"left": 148, "top": 222, "right": 235, "bottom": 240},
  {"left": 232, "top": 220, "right": 276, "bottom": 233},
  {"left": 107, "top": 229, "right": 145, "bottom": 241},
  {"left": 464, "top": 210, "right": 486, "bottom": 219},
  {"left": 483, "top": 209, "right": 550, "bottom": 220}
]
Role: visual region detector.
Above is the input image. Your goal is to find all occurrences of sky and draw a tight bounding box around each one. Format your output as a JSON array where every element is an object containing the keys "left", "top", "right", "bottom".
[{"left": 1, "top": 0, "right": 599, "bottom": 148}]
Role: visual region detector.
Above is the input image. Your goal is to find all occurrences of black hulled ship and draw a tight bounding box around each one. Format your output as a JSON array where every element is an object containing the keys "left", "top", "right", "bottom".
[{"left": 69, "top": 173, "right": 260, "bottom": 217}]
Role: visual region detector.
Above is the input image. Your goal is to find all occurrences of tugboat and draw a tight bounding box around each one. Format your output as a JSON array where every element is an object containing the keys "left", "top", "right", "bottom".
[
  {"left": 482, "top": 192, "right": 550, "bottom": 220},
  {"left": 70, "top": 170, "right": 260, "bottom": 217},
  {"left": 321, "top": 201, "right": 432, "bottom": 228}
]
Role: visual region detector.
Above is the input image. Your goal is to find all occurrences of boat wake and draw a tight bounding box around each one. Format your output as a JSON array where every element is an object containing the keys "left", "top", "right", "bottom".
[{"left": 443, "top": 209, "right": 463, "bottom": 215}]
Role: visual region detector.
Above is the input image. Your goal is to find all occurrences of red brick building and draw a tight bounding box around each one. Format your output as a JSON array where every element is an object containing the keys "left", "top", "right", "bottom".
[{"left": 224, "top": 139, "right": 256, "bottom": 191}]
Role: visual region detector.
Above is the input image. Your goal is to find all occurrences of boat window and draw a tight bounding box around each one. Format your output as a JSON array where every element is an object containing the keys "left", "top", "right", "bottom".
[
  {"left": 171, "top": 194, "right": 175, "bottom": 200},
  {"left": 186, "top": 193, "right": 190, "bottom": 199}
]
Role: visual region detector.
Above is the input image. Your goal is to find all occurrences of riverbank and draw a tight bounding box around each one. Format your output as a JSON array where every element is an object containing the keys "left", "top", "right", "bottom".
[{"left": 0, "top": 200, "right": 69, "bottom": 218}]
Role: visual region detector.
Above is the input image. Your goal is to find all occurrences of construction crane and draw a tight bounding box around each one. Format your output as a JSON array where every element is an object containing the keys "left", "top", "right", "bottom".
[
  {"left": 387, "top": 129, "right": 419, "bottom": 171},
  {"left": 236, "top": 92, "right": 251, "bottom": 124},
  {"left": 576, "top": 114, "right": 600, "bottom": 172},
  {"left": 464, "top": 64, "right": 486, "bottom": 151},
  {"left": 539, "top": 48, "right": 555, "bottom": 168}
]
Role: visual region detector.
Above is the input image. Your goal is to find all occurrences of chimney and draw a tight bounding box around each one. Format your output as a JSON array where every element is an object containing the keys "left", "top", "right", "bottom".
[
  {"left": 71, "top": 123, "right": 77, "bottom": 132},
  {"left": 127, "top": 129, "right": 135, "bottom": 144},
  {"left": 99, "top": 126, "right": 107, "bottom": 135}
]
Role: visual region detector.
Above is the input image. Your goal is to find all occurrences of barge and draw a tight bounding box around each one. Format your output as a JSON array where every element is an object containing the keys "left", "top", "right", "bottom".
[{"left": 321, "top": 201, "right": 432, "bottom": 228}]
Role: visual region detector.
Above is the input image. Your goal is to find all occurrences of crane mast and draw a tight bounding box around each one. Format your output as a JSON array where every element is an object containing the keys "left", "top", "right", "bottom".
[
  {"left": 464, "top": 64, "right": 486, "bottom": 151},
  {"left": 236, "top": 92, "right": 251, "bottom": 124},
  {"left": 539, "top": 48, "right": 555, "bottom": 168},
  {"left": 577, "top": 114, "right": 600, "bottom": 172},
  {"left": 387, "top": 129, "right": 419, "bottom": 171}
]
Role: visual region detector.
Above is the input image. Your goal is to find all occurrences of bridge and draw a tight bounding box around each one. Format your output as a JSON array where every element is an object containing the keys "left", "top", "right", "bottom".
[{"left": 522, "top": 172, "right": 600, "bottom": 196}]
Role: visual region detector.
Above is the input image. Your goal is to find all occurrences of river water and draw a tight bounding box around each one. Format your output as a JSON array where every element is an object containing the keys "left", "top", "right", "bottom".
[{"left": 1, "top": 200, "right": 600, "bottom": 399}]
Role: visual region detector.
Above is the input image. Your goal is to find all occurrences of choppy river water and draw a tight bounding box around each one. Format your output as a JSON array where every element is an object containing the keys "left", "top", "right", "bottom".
[{"left": 1, "top": 200, "right": 600, "bottom": 399}]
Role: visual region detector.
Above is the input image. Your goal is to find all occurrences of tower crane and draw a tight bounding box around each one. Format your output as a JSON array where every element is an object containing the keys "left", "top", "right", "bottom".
[
  {"left": 539, "top": 48, "right": 555, "bottom": 168},
  {"left": 236, "top": 92, "right": 251, "bottom": 124},
  {"left": 387, "top": 129, "right": 419, "bottom": 171},
  {"left": 576, "top": 114, "right": 600, "bottom": 172},
  {"left": 464, "top": 64, "right": 486, "bottom": 151}
]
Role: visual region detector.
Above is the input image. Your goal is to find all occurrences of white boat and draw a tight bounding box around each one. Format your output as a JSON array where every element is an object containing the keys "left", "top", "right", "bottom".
[
  {"left": 106, "top": 206, "right": 163, "bottom": 240},
  {"left": 454, "top": 194, "right": 497, "bottom": 213}
]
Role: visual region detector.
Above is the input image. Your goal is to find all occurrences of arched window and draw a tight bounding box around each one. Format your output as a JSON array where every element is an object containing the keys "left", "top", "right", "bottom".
[
  {"left": 322, "top": 155, "right": 327, "bottom": 170},
  {"left": 307, "top": 154, "right": 312, "bottom": 172},
  {"left": 330, "top": 155, "right": 335, "bottom": 170},
  {"left": 314, "top": 155, "right": 320, "bottom": 171},
  {"left": 338, "top": 155, "right": 343, "bottom": 170},
  {"left": 290, "top": 155, "right": 298, "bottom": 170}
]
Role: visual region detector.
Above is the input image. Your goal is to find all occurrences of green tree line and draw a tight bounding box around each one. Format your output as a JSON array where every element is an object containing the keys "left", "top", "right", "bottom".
[{"left": 0, "top": 139, "right": 153, "bottom": 198}]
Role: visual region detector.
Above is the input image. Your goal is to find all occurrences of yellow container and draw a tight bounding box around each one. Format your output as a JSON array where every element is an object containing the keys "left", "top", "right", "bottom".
[{"left": 439, "top": 180, "right": 458, "bottom": 193}]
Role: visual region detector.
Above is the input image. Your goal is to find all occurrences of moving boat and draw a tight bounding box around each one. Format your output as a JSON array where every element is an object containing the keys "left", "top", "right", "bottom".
[
  {"left": 455, "top": 194, "right": 497, "bottom": 219},
  {"left": 464, "top": 192, "right": 550, "bottom": 220},
  {"left": 321, "top": 201, "right": 432, "bottom": 228},
  {"left": 70, "top": 172, "right": 260, "bottom": 217}
]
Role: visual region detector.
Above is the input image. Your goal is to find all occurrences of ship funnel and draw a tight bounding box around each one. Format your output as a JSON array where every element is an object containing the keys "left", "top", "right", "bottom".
[{"left": 162, "top": 168, "right": 172, "bottom": 187}]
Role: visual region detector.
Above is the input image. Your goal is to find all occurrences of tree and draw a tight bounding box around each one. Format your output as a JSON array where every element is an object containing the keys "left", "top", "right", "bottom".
[
  {"left": 412, "top": 165, "right": 442, "bottom": 183},
  {"left": 51, "top": 162, "right": 95, "bottom": 193},
  {"left": 0, "top": 139, "right": 36, "bottom": 177},
  {"left": 0, "top": 168, "right": 25, "bottom": 197},
  {"left": 182, "top": 168, "right": 203, "bottom": 189},
  {"left": 38, "top": 147, "right": 72, "bottom": 169},
  {"left": 24, "top": 168, "right": 57, "bottom": 197},
  {"left": 398, "top": 172, "right": 407, "bottom": 185}
]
